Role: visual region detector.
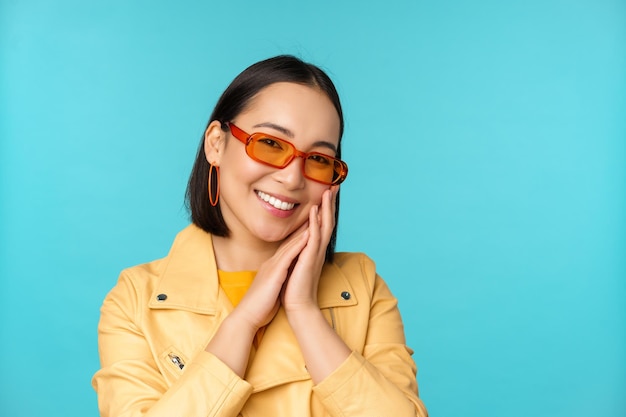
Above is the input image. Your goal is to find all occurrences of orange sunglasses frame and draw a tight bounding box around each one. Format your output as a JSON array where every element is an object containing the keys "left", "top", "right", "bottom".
[{"left": 226, "top": 122, "right": 348, "bottom": 185}]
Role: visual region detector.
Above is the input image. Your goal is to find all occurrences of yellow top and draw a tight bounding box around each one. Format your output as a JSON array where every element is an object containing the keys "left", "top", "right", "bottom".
[
  {"left": 218, "top": 269, "right": 265, "bottom": 347},
  {"left": 218, "top": 270, "right": 257, "bottom": 307}
]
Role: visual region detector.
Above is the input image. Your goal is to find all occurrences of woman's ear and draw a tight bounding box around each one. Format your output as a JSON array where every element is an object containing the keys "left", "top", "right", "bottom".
[{"left": 204, "top": 120, "right": 226, "bottom": 165}]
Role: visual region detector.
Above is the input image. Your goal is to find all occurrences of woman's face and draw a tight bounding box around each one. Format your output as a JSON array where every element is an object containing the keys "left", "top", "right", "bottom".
[{"left": 205, "top": 82, "right": 341, "bottom": 246}]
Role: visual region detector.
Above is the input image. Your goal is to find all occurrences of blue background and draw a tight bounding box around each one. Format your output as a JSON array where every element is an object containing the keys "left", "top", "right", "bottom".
[{"left": 1, "top": 0, "right": 624, "bottom": 416}]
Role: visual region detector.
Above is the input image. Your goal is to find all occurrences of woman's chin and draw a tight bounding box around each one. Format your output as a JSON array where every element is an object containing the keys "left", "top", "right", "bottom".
[{"left": 253, "top": 225, "right": 301, "bottom": 244}]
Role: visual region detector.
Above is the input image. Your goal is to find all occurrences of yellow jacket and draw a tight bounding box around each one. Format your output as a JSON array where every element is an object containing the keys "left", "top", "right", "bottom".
[{"left": 92, "top": 225, "right": 428, "bottom": 417}]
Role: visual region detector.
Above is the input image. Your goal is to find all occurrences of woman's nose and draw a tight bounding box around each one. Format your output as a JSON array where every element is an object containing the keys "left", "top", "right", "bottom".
[{"left": 273, "top": 156, "right": 306, "bottom": 190}]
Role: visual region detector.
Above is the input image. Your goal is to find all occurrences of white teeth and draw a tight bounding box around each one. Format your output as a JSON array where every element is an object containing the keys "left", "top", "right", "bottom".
[{"left": 257, "top": 191, "right": 296, "bottom": 211}]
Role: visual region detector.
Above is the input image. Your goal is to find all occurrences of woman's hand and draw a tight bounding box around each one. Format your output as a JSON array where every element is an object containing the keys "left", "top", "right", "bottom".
[
  {"left": 228, "top": 222, "right": 311, "bottom": 331},
  {"left": 278, "top": 185, "right": 351, "bottom": 384},
  {"left": 205, "top": 222, "right": 310, "bottom": 377},
  {"left": 281, "top": 186, "right": 338, "bottom": 313}
]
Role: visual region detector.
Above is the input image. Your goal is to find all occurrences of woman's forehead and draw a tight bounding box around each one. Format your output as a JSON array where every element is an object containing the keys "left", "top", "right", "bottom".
[{"left": 235, "top": 82, "right": 341, "bottom": 146}]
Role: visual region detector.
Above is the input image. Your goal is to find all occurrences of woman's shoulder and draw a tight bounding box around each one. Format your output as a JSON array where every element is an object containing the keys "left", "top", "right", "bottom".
[
  {"left": 101, "top": 257, "right": 168, "bottom": 310},
  {"left": 110, "top": 224, "right": 211, "bottom": 295},
  {"left": 322, "top": 252, "right": 382, "bottom": 297},
  {"left": 332, "top": 252, "right": 376, "bottom": 278},
  {"left": 332, "top": 252, "right": 376, "bottom": 273},
  {"left": 119, "top": 257, "right": 167, "bottom": 285}
]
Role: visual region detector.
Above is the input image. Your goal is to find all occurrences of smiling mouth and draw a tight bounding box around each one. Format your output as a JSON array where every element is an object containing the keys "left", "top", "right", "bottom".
[{"left": 256, "top": 191, "right": 297, "bottom": 211}]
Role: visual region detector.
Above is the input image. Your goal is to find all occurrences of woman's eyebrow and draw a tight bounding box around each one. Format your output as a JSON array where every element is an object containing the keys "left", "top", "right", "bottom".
[
  {"left": 253, "top": 122, "right": 294, "bottom": 138},
  {"left": 311, "top": 141, "right": 337, "bottom": 153},
  {"left": 253, "top": 122, "right": 337, "bottom": 153}
]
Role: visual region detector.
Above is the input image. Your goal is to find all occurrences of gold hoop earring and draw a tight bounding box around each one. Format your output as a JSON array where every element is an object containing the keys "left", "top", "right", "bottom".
[{"left": 208, "top": 164, "right": 220, "bottom": 207}]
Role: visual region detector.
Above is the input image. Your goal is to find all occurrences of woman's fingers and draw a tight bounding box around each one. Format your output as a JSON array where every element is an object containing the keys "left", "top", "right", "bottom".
[
  {"left": 293, "top": 187, "right": 338, "bottom": 266},
  {"left": 233, "top": 225, "right": 311, "bottom": 329},
  {"left": 275, "top": 221, "right": 309, "bottom": 258},
  {"left": 318, "top": 187, "right": 337, "bottom": 254}
]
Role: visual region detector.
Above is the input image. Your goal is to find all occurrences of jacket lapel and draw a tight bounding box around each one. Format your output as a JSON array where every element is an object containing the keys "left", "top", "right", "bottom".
[
  {"left": 148, "top": 224, "right": 221, "bottom": 315},
  {"left": 317, "top": 261, "right": 358, "bottom": 309}
]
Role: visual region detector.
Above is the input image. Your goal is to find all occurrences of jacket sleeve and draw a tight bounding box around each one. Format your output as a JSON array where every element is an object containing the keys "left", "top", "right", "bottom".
[
  {"left": 312, "top": 258, "right": 428, "bottom": 417},
  {"left": 92, "top": 270, "right": 253, "bottom": 417}
]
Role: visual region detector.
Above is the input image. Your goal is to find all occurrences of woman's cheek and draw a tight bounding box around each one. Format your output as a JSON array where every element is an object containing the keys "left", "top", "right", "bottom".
[{"left": 311, "top": 186, "right": 330, "bottom": 206}]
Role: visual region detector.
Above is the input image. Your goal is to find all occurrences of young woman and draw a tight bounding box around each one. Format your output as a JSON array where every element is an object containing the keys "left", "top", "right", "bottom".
[{"left": 92, "top": 55, "right": 428, "bottom": 417}]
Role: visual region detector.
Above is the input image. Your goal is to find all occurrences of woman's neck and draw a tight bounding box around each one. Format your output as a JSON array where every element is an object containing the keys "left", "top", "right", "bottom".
[{"left": 211, "top": 234, "right": 280, "bottom": 272}]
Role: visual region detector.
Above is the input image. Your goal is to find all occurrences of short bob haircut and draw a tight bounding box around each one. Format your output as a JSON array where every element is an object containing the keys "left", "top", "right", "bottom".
[{"left": 185, "top": 55, "right": 344, "bottom": 263}]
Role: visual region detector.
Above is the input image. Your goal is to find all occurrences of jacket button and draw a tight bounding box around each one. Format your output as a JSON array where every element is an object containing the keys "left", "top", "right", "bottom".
[
  {"left": 156, "top": 294, "right": 167, "bottom": 302},
  {"left": 341, "top": 291, "right": 351, "bottom": 300}
]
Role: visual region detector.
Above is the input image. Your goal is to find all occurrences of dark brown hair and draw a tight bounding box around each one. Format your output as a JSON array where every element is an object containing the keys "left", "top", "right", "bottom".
[{"left": 185, "top": 55, "right": 344, "bottom": 262}]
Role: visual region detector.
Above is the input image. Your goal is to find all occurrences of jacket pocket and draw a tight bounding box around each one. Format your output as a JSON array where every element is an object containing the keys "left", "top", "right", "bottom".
[{"left": 159, "top": 346, "right": 189, "bottom": 380}]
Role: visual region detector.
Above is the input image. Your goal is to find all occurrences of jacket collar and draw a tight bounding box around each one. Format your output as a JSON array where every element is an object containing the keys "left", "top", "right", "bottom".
[
  {"left": 148, "top": 224, "right": 221, "bottom": 314},
  {"left": 148, "top": 224, "right": 357, "bottom": 314}
]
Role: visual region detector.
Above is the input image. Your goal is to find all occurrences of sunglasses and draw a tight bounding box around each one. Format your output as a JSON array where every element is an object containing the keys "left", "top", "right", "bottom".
[{"left": 226, "top": 122, "right": 348, "bottom": 185}]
